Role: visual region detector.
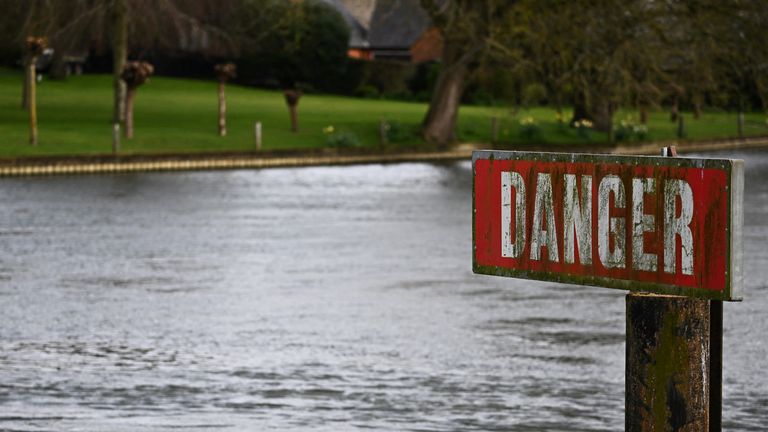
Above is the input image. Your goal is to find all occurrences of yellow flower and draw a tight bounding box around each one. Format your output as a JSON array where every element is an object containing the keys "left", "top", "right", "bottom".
[{"left": 323, "top": 125, "right": 335, "bottom": 134}]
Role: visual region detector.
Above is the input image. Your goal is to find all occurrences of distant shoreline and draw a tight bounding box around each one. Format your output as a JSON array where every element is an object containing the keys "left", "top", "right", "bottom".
[{"left": 1, "top": 136, "right": 766, "bottom": 177}]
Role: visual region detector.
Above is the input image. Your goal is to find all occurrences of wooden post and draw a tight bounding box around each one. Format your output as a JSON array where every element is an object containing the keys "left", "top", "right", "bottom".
[
  {"left": 379, "top": 119, "right": 389, "bottom": 147},
  {"left": 218, "top": 81, "right": 227, "bottom": 137},
  {"left": 625, "top": 145, "right": 722, "bottom": 432},
  {"left": 28, "top": 58, "right": 37, "bottom": 146},
  {"left": 626, "top": 293, "right": 710, "bottom": 431},
  {"left": 254, "top": 121, "right": 262, "bottom": 150},
  {"left": 112, "top": 123, "right": 120, "bottom": 154}
]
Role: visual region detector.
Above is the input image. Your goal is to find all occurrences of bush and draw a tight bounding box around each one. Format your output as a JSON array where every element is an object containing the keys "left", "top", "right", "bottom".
[
  {"left": 572, "top": 119, "right": 594, "bottom": 140},
  {"left": 355, "top": 84, "right": 379, "bottom": 99},
  {"left": 325, "top": 130, "right": 362, "bottom": 148},
  {"left": 384, "top": 121, "right": 413, "bottom": 144},
  {"left": 519, "top": 116, "right": 541, "bottom": 140},
  {"left": 614, "top": 117, "right": 649, "bottom": 142}
]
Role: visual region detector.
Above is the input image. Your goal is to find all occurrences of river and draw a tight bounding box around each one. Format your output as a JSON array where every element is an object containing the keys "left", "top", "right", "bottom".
[{"left": 1, "top": 150, "right": 766, "bottom": 431}]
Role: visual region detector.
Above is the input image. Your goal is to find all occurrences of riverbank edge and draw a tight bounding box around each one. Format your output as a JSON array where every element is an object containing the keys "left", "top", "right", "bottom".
[{"left": 1, "top": 136, "right": 766, "bottom": 177}]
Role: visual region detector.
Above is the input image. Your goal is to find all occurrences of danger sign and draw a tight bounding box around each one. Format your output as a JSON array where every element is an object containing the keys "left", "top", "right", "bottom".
[{"left": 473, "top": 151, "right": 744, "bottom": 301}]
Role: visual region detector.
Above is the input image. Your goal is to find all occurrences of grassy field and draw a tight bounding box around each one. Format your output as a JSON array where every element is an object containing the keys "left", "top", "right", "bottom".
[{"left": 1, "top": 67, "right": 766, "bottom": 157}]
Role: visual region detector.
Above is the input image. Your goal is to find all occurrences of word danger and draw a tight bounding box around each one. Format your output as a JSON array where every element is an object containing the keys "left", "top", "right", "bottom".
[
  {"left": 501, "top": 172, "right": 692, "bottom": 274},
  {"left": 473, "top": 152, "right": 742, "bottom": 299}
]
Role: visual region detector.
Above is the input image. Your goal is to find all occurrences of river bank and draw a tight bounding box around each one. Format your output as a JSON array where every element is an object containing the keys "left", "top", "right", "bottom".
[{"left": 1, "top": 136, "right": 766, "bottom": 177}]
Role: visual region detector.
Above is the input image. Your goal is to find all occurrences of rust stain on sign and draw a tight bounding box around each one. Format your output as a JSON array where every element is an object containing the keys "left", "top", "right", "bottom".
[{"left": 473, "top": 151, "right": 744, "bottom": 301}]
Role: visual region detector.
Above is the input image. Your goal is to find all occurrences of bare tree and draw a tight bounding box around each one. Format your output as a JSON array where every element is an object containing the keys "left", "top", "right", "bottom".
[
  {"left": 120, "top": 61, "right": 154, "bottom": 139},
  {"left": 214, "top": 62, "right": 237, "bottom": 137}
]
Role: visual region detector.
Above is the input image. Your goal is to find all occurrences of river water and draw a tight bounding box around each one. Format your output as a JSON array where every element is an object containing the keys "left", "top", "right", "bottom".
[{"left": 0, "top": 151, "right": 766, "bottom": 431}]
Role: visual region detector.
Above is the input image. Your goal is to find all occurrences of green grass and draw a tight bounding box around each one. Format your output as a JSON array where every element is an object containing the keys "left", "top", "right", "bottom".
[{"left": 1, "top": 67, "right": 766, "bottom": 157}]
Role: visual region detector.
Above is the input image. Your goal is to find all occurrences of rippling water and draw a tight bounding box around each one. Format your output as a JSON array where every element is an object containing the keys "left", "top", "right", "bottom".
[{"left": 1, "top": 151, "right": 767, "bottom": 431}]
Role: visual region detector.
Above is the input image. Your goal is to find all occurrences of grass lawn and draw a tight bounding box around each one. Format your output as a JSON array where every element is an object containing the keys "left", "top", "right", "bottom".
[{"left": 1, "top": 67, "right": 766, "bottom": 157}]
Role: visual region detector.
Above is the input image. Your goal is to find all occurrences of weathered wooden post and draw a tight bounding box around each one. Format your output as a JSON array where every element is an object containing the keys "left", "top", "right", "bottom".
[
  {"left": 472, "top": 148, "right": 743, "bottom": 432},
  {"left": 254, "top": 121, "right": 262, "bottom": 150},
  {"left": 626, "top": 293, "right": 710, "bottom": 430},
  {"left": 112, "top": 123, "right": 121, "bottom": 154},
  {"left": 379, "top": 119, "right": 389, "bottom": 147}
]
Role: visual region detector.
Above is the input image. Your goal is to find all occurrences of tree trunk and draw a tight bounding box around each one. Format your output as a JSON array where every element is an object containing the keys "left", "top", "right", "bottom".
[
  {"left": 218, "top": 81, "right": 227, "bottom": 136},
  {"left": 572, "top": 90, "right": 613, "bottom": 133},
  {"left": 421, "top": 59, "right": 468, "bottom": 147},
  {"left": 639, "top": 106, "right": 648, "bottom": 124},
  {"left": 692, "top": 95, "right": 702, "bottom": 120},
  {"left": 112, "top": 0, "right": 127, "bottom": 125},
  {"left": 283, "top": 89, "right": 301, "bottom": 133},
  {"left": 288, "top": 105, "right": 298, "bottom": 133},
  {"left": 592, "top": 99, "right": 614, "bottom": 133},
  {"left": 124, "top": 87, "right": 136, "bottom": 139},
  {"left": 28, "top": 58, "right": 38, "bottom": 146},
  {"left": 670, "top": 97, "right": 679, "bottom": 122},
  {"left": 571, "top": 91, "right": 589, "bottom": 123}
]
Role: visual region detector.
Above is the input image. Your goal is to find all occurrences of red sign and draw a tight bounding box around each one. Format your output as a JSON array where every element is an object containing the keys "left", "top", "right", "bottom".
[{"left": 473, "top": 151, "right": 743, "bottom": 301}]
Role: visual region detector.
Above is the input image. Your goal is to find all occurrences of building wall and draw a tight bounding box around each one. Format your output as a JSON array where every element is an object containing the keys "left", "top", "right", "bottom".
[{"left": 410, "top": 27, "right": 443, "bottom": 64}]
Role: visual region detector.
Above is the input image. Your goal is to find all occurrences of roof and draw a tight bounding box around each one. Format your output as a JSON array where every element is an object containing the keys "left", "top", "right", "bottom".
[
  {"left": 367, "top": 0, "right": 430, "bottom": 48},
  {"left": 324, "top": 0, "right": 431, "bottom": 49}
]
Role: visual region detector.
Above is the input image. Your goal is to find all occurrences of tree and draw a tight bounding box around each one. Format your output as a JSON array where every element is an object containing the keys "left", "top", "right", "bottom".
[
  {"left": 420, "top": 0, "right": 517, "bottom": 146},
  {"left": 214, "top": 62, "right": 237, "bottom": 136},
  {"left": 234, "top": 0, "right": 349, "bottom": 133},
  {"left": 25, "top": 36, "right": 47, "bottom": 146},
  {"left": 112, "top": 0, "right": 127, "bottom": 151},
  {"left": 120, "top": 61, "right": 154, "bottom": 139}
]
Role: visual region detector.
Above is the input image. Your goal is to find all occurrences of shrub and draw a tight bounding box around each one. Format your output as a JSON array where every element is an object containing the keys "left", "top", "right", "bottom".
[
  {"left": 384, "top": 121, "right": 413, "bottom": 144},
  {"left": 519, "top": 116, "right": 541, "bottom": 140},
  {"left": 325, "top": 130, "right": 362, "bottom": 148},
  {"left": 572, "top": 119, "right": 594, "bottom": 140},
  {"left": 614, "top": 117, "right": 649, "bottom": 142},
  {"left": 355, "top": 84, "right": 379, "bottom": 99}
]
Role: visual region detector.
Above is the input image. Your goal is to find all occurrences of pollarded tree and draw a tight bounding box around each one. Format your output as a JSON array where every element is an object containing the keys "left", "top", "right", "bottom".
[
  {"left": 25, "top": 36, "right": 47, "bottom": 146},
  {"left": 120, "top": 61, "right": 154, "bottom": 139},
  {"left": 214, "top": 62, "right": 237, "bottom": 137}
]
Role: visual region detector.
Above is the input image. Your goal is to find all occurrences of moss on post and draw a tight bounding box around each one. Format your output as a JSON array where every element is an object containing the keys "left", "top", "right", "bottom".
[{"left": 626, "top": 293, "right": 710, "bottom": 431}]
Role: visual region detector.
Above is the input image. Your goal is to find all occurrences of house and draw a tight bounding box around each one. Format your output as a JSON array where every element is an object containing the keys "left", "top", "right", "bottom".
[{"left": 324, "top": 0, "right": 443, "bottom": 63}]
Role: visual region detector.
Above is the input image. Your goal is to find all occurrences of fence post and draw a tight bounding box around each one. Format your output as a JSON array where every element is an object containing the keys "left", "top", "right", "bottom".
[{"left": 254, "top": 121, "right": 262, "bottom": 151}]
